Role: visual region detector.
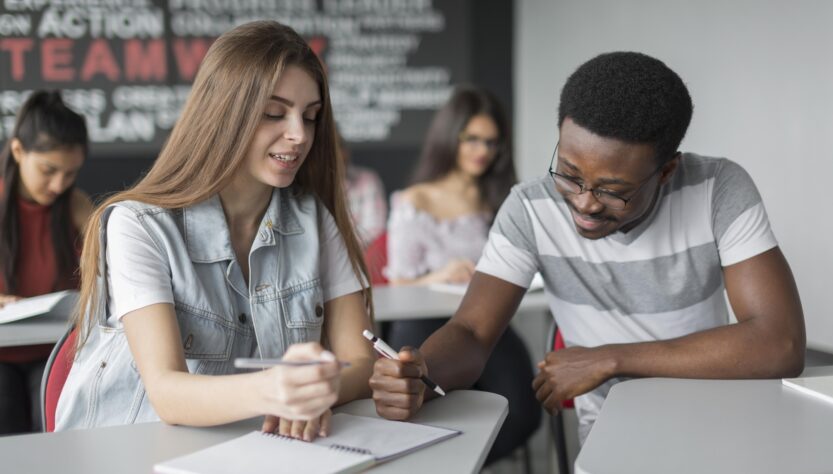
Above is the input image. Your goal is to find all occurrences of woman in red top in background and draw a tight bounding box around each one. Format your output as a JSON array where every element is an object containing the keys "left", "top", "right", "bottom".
[{"left": 0, "top": 90, "right": 92, "bottom": 434}]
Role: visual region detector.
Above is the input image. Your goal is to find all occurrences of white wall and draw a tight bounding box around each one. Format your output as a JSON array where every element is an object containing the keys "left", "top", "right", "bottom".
[{"left": 516, "top": 0, "right": 833, "bottom": 352}]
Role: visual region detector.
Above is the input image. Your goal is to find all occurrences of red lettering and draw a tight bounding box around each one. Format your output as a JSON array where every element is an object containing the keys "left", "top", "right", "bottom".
[
  {"left": 172, "top": 38, "right": 211, "bottom": 82},
  {"left": 80, "top": 39, "right": 120, "bottom": 82},
  {"left": 1, "top": 39, "right": 33, "bottom": 81},
  {"left": 41, "top": 38, "right": 75, "bottom": 82},
  {"left": 124, "top": 39, "right": 166, "bottom": 82},
  {"left": 306, "top": 37, "right": 327, "bottom": 58}
]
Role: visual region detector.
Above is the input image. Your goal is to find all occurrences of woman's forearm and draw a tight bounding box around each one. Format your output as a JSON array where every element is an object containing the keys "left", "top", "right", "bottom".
[{"left": 145, "top": 369, "right": 270, "bottom": 426}]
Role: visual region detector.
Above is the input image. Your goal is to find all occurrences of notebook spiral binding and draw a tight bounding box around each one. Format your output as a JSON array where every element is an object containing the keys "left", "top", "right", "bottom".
[
  {"left": 328, "top": 444, "right": 372, "bottom": 455},
  {"left": 261, "top": 432, "right": 296, "bottom": 441},
  {"left": 261, "top": 432, "right": 372, "bottom": 455}
]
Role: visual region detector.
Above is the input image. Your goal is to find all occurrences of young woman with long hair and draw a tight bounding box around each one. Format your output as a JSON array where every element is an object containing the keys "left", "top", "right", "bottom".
[
  {"left": 55, "top": 21, "right": 375, "bottom": 440},
  {"left": 385, "top": 86, "right": 540, "bottom": 464},
  {"left": 0, "top": 90, "right": 92, "bottom": 433}
]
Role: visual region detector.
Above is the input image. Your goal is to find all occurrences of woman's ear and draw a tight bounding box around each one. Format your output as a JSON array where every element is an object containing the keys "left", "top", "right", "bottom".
[{"left": 10, "top": 138, "right": 24, "bottom": 164}]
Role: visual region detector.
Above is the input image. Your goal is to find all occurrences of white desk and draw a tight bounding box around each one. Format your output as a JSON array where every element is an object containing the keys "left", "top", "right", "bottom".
[
  {"left": 0, "top": 390, "right": 507, "bottom": 474},
  {"left": 372, "top": 285, "right": 549, "bottom": 321},
  {"left": 0, "top": 286, "right": 549, "bottom": 348},
  {"left": 0, "top": 314, "right": 70, "bottom": 348},
  {"left": 575, "top": 371, "right": 833, "bottom": 474}
]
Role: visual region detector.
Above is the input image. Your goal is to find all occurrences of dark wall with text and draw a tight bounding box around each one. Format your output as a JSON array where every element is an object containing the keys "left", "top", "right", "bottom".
[{"left": 0, "top": 0, "right": 513, "bottom": 197}]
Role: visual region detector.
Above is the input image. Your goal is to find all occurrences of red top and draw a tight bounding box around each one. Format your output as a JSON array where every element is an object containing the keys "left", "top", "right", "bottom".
[{"left": 0, "top": 192, "right": 79, "bottom": 362}]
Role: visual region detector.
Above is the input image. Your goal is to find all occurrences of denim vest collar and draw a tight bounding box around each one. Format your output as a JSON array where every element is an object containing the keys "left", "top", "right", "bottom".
[{"left": 183, "top": 188, "right": 305, "bottom": 263}]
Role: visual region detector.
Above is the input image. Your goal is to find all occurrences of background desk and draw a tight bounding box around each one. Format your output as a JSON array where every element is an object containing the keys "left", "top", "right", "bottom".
[
  {"left": 0, "top": 286, "right": 550, "bottom": 347},
  {"left": 575, "top": 371, "right": 833, "bottom": 474},
  {"left": 373, "top": 285, "right": 549, "bottom": 321},
  {"left": 0, "top": 315, "right": 70, "bottom": 348},
  {"left": 0, "top": 390, "right": 507, "bottom": 474}
]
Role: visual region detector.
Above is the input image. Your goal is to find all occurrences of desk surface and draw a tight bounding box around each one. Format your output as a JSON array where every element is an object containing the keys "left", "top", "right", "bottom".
[
  {"left": 575, "top": 372, "right": 833, "bottom": 474},
  {"left": 0, "top": 286, "right": 549, "bottom": 348},
  {"left": 372, "top": 285, "right": 549, "bottom": 321},
  {"left": 0, "top": 390, "right": 507, "bottom": 474}
]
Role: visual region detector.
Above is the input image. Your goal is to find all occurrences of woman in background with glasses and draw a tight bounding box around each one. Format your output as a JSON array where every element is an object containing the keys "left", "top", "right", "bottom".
[{"left": 384, "top": 86, "right": 540, "bottom": 466}]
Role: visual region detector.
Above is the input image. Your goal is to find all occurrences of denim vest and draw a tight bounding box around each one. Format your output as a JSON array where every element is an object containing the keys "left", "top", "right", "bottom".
[{"left": 55, "top": 188, "right": 325, "bottom": 430}]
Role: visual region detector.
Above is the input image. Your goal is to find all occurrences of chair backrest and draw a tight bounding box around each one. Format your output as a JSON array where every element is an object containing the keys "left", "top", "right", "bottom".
[
  {"left": 364, "top": 231, "right": 389, "bottom": 286},
  {"left": 547, "top": 321, "right": 574, "bottom": 409},
  {"left": 41, "top": 326, "right": 77, "bottom": 432}
]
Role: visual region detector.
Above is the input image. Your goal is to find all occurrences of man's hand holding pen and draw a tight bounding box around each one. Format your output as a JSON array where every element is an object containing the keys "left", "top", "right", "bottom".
[{"left": 369, "top": 347, "right": 429, "bottom": 421}]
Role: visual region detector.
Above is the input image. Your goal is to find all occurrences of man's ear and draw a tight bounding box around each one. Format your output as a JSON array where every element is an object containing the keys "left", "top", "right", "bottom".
[
  {"left": 10, "top": 138, "right": 24, "bottom": 164},
  {"left": 659, "top": 152, "right": 682, "bottom": 185}
]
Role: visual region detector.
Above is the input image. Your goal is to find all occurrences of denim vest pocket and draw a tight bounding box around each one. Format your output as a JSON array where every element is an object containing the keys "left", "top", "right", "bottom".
[
  {"left": 175, "top": 303, "right": 235, "bottom": 375},
  {"left": 84, "top": 325, "right": 148, "bottom": 428},
  {"left": 279, "top": 279, "right": 324, "bottom": 344}
]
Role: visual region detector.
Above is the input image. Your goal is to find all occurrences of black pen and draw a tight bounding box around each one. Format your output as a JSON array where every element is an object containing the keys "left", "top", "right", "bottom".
[{"left": 362, "top": 330, "right": 446, "bottom": 396}]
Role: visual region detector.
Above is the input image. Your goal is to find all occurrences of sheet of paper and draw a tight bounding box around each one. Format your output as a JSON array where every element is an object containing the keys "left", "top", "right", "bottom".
[{"left": 0, "top": 290, "right": 78, "bottom": 324}]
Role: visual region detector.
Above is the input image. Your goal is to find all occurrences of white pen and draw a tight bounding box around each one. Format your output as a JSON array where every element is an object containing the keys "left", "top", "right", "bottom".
[
  {"left": 234, "top": 358, "right": 350, "bottom": 369},
  {"left": 362, "top": 329, "right": 446, "bottom": 396}
]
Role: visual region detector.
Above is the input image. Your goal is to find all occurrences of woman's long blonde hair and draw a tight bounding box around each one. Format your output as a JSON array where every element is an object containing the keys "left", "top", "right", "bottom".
[{"left": 73, "top": 20, "right": 373, "bottom": 349}]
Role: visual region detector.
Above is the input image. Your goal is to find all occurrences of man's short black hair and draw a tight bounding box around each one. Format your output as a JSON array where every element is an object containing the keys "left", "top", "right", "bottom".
[{"left": 558, "top": 52, "right": 693, "bottom": 163}]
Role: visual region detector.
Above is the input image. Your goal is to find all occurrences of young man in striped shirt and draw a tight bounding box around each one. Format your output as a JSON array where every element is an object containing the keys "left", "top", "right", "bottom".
[{"left": 369, "top": 52, "right": 805, "bottom": 444}]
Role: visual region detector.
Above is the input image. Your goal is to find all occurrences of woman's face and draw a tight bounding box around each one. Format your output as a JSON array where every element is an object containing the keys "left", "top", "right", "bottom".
[
  {"left": 241, "top": 65, "right": 321, "bottom": 190},
  {"left": 11, "top": 140, "right": 85, "bottom": 206},
  {"left": 456, "top": 114, "right": 500, "bottom": 178}
]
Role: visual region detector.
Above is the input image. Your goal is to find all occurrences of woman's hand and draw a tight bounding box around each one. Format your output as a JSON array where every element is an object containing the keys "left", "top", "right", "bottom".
[
  {"left": 261, "top": 409, "right": 332, "bottom": 442},
  {"left": 259, "top": 343, "right": 341, "bottom": 422},
  {"left": 436, "top": 258, "right": 476, "bottom": 284},
  {"left": 0, "top": 294, "right": 21, "bottom": 309}
]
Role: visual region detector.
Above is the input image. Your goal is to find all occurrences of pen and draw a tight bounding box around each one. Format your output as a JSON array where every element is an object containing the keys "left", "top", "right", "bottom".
[
  {"left": 234, "top": 358, "right": 351, "bottom": 369},
  {"left": 362, "top": 330, "right": 446, "bottom": 396}
]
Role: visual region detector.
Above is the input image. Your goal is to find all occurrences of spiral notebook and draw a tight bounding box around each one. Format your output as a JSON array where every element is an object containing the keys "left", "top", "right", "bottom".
[{"left": 154, "top": 413, "right": 460, "bottom": 474}]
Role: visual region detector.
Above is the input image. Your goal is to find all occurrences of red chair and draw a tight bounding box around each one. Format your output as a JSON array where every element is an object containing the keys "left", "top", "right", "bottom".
[
  {"left": 40, "top": 326, "right": 77, "bottom": 432},
  {"left": 546, "top": 321, "right": 573, "bottom": 473},
  {"left": 364, "top": 231, "right": 389, "bottom": 286}
]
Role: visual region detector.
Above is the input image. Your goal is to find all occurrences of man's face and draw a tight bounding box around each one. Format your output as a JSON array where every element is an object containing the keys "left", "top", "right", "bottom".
[{"left": 553, "top": 117, "right": 677, "bottom": 239}]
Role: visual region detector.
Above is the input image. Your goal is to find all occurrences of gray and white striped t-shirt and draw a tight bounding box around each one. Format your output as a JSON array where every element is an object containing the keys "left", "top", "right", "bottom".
[{"left": 476, "top": 153, "right": 777, "bottom": 443}]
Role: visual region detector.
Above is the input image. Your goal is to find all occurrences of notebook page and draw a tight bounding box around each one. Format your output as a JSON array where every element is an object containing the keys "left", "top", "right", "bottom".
[
  {"left": 317, "top": 413, "right": 461, "bottom": 462},
  {"left": 0, "top": 290, "right": 78, "bottom": 324},
  {"left": 154, "top": 431, "right": 374, "bottom": 474}
]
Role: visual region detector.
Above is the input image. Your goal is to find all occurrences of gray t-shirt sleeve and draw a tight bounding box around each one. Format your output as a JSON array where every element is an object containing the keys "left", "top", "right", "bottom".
[
  {"left": 711, "top": 159, "right": 778, "bottom": 266},
  {"left": 475, "top": 186, "right": 540, "bottom": 288}
]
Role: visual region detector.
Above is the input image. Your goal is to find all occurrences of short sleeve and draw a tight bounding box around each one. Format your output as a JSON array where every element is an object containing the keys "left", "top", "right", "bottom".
[
  {"left": 475, "top": 186, "right": 540, "bottom": 288},
  {"left": 711, "top": 160, "right": 778, "bottom": 266},
  {"left": 384, "top": 192, "right": 430, "bottom": 280},
  {"left": 319, "top": 207, "right": 364, "bottom": 302},
  {"left": 106, "top": 207, "right": 174, "bottom": 321}
]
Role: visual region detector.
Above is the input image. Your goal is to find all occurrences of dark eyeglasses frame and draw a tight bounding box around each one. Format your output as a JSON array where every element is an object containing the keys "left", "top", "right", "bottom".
[{"left": 547, "top": 142, "right": 664, "bottom": 210}]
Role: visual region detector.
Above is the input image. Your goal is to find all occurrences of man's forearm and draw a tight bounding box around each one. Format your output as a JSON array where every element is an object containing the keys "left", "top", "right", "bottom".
[{"left": 608, "top": 317, "right": 804, "bottom": 380}]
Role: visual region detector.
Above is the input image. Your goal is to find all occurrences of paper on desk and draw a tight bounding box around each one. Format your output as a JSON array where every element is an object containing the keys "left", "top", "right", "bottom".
[
  {"left": 0, "top": 290, "right": 79, "bottom": 324},
  {"left": 428, "top": 273, "right": 544, "bottom": 295}
]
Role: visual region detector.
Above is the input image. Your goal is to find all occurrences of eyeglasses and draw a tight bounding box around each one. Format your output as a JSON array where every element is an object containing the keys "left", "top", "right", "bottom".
[
  {"left": 459, "top": 132, "right": 500, "bottom": 152},
  {"left": 548, "top": 142, "right": 663, "bottom": 210}
]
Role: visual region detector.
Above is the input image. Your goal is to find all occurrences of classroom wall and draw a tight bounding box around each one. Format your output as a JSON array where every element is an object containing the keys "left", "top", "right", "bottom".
[
  {"left": 515, "top": 0, "right": 833, "bottom": 352},
  {"left": 0, "top": 0, "right": 513, "bottom": 201}
]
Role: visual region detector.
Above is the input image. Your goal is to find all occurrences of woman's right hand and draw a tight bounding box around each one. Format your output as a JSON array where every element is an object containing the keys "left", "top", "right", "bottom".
[
  {"left": 436, "top": 258, "right": 476, "bottom": 284},
  {"left": 0, "top": 294, "right": 21, "bottom": 309},
  {"left": 260, "top": 342, "right": 341, "bottom": 421}
]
